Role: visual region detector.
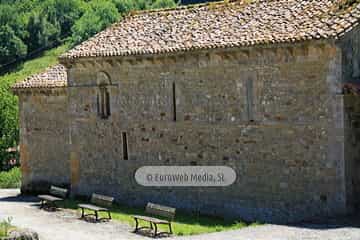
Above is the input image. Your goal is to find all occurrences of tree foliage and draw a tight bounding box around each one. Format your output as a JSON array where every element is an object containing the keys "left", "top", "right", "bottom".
[
  {"left": 113, "top": 0, "right": 137, "bottom": 13},
  {"left": 0, "top": 25, "right": 27, "bottom": 65},
  {"left": 151, "top": 0, "right": 177, "bottom": 9},
  {"left": 0, "top": 4, "right": 27, "bottom": 65},
  {"left": 70, "top": 0, "right": 119, "bottom": 46},
  {"left": 26, "top": 13, "right": 60, "bottom": 52},
  {"left": 0, "top": 73, "right": 18, "bottom": 170},
  {"left": 41, "top": 0, "right": 85, "bottom": 38}
]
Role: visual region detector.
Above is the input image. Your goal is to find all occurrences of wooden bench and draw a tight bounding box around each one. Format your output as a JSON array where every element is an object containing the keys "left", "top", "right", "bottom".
[
  {"left": 133, "top": 203, "right": 176, "bottom": 237},
  {"left": 78, "top": 193, "right": 114, "bottom": 221},
  {"left": 38, "top": 186, "right": 68, "bottom": 209}
]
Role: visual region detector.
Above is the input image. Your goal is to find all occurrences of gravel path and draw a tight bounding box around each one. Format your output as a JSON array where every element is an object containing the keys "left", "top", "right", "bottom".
[{"left": 0, "top": 189, "right": 360, "bottom": 240}]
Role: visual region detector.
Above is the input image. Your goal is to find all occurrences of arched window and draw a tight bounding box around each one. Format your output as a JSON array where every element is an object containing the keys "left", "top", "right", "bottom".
[{"left": 96, "top": 72, "right": 111, "bottom": 119}]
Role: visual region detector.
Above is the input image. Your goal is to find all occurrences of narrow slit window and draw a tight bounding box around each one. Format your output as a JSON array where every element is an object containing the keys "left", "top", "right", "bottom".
[
  {"left": 106, "top": 90, "right": 111, "bottom": 116},
  {"left": 246, "top": 78, "right": 254, "bottom": 121},
  {"left": 122, "top": 132, "right": 129, "bottom": 160},
  {"left": 96, "top": 94, "right": 100, "bottom": 116},
  {"left": 172, "top": 82, "right": 176, "bottom": 122},
  {"left": 97, "top": 86, "right": 110, "bottom": 119}
]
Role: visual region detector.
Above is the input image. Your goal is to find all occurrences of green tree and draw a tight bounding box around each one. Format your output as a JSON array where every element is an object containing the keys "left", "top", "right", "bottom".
[
  {"left": 0, "top": 77, "right": 18, "bottom": 170},
  {"left": 70, "top": 0, "right": 119, "bottom": 46},
  {"left": 0, "top": 25, "right": 27, "bottom": 65},
  {"left": 91, "top": 0, "right": 120, "bottom": 28},
  {"left": 151, "top": 0, "right": 176, "bottom": 9},
  {"left": 42, "top": 0, "right": 85, "bottom": 38},
  {"left": 112, "top": 0, "right": 136, "bottom": 14},
  {"left": 26, "top": 13, "right": 60, "bottom": 52},
  {"left": 0, "top": 3, "right": 28, "bottom": 65},
  {"left": 134, "top": 0, "right": 153, "bottom": 10},
  {"left": 0, "top": 4, "right": 27, "bottom": 38}
]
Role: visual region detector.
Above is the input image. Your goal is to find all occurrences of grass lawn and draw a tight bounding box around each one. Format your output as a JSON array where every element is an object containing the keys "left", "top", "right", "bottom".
[
  {"left": 58, "top": 199, "right": 258, "bottom": 236},
  {"left": 0, "top": 167, "right": 21, "bottom": 189}
]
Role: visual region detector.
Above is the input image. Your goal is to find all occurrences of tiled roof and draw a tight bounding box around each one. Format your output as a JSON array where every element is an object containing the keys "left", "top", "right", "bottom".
[
  {"left": 12, "top": 64, "right": 67, "bottom": 89},
  {"left": 60, "top": 0, "right": 360, "bottom": 60}
]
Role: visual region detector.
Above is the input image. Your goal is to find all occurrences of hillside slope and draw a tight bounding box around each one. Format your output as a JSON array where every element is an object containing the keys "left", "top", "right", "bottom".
[{"left": 0, "top": 45, "right": 68, "bottom": 86}]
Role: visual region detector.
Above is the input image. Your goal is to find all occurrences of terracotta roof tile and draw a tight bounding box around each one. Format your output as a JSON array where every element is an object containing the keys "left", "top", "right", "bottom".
[
  {"left": 60, "top": 0, "right": 360, "bottom": 60},
  {"left": 12, "top": 64, "right": 67, "bottom": 89}
]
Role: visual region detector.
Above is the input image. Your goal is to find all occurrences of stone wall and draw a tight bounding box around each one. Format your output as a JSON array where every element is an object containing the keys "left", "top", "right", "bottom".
[
  {"left": 66, "top": 41, "right": 348, "bottom": 223},
  {"left": 17, "top": 89, "right": 70, "bottom": 193}
]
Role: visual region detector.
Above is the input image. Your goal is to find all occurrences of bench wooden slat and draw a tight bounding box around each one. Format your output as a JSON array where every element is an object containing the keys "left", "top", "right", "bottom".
[
  {"left": 133, "top": 215, "right": 169, "bottom": 224},
  {"left": 146, "top": 203, "right": 176, "bottom": 220},
  {"left": 78, "top": 204, "right": 107, "bottom": 211},
  {"left": 38, "top": 195, "right": 63, "bottom": 202},
  {"left": 91, "top": 193, "right": 114, "bottom": 207},
  {"left": 49, "top": 186, "right": 68, "bottom": 198}
]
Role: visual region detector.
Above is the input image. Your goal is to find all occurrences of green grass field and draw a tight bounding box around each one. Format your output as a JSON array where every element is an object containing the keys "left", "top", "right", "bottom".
[
  {"left": 59, "top": 199, "right": 258, "bottom": 236},
  {"left": 0, "top": 44, "right": 68, "bottom": 85}
]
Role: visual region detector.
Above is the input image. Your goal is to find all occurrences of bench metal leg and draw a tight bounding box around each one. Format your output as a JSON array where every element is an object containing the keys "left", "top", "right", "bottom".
[
  {"left": 81, "top": 208, "right": 85, "bottom": 218},
  {"left": 169, "top": 223, "right": 172, "bottom": 234},
  {"left": 40, "top": 200, "right": 44, "bottom": 209},
  {"left": 134, "top": 218, "right": 139, "bottom": 232},
  {"left": 150, "top": 222, "right": 153, "bottom": 230},
  {"left": 108, "top": 210, "right": 111, "bottom": 220},
  {"left": 95, "top": 211, "right": 98, "bottom": 221},
  {"left": 153, "top": 223, "right": 158, "bottom": 237}
]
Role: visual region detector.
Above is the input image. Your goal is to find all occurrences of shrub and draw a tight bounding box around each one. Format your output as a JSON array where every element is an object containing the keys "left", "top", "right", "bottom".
[
  {"left": 0, "top": 25, "right": 27, "bottom": 65},
  {"left": 151, "top": 0, "right": 177, "bottom": 9},
  {"left": 112, "top": 0, "right": 137, "bottom": 14},
  {"left": 0, "top": 217, "right": 13, "bottom": 237},
  {"left": 0, "top": 167, "right": 21, "bottom": 189}
]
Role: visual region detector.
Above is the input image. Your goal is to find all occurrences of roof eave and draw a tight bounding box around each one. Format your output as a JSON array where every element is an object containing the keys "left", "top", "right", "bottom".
[
  {"left": 11, "top": 86, "right": 68, "bottom": 95},
  {"left": 58, "top": 38, "right": 337, "bottom": 65}
]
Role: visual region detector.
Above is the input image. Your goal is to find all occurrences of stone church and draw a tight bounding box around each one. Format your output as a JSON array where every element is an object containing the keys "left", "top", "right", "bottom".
[{"left": 11, "top": 0, "right": 360, "bottom": 223}]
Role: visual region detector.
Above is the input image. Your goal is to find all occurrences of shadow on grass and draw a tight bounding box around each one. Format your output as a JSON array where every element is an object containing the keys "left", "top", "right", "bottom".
[
  {"left": 57, "top": 198, "right": 360, "bottom": 235},
  {"left": 57, "top": 199, "right": 254, "bottom": 236}
]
